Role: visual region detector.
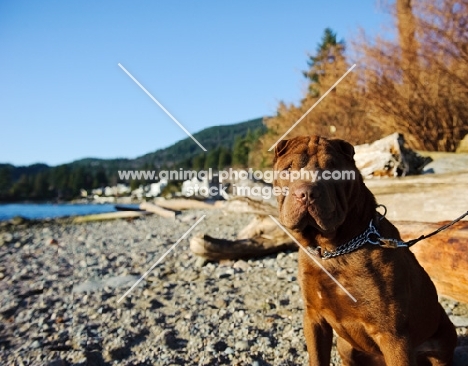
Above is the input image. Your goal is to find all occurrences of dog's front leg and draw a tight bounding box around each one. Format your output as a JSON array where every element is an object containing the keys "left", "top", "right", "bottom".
[
  {"left": 303, "top": 309, "right": 333, "bottom": 366},
  {"left": 380, "top": 336, "right": 416, "bottom": 366}
]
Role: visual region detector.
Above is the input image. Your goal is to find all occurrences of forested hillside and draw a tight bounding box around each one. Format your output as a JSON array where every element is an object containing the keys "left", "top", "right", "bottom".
[{"left": 0, "top": 118, "right": 266, "bottom": 201}]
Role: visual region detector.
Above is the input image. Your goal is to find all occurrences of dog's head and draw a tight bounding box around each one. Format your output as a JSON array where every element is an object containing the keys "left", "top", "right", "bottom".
[{"left": 273, "top": 135, "right": 361, "bottom": 234}]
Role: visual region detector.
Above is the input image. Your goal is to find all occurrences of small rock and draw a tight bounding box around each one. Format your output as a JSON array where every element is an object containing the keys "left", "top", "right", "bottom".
[
  {"left": 219, "top": 259, "right": 234, "bottom": 267},
  {"left": 233, "top": 260, "right": 250, "bottom": 271},
  {"left": 72, "top": 281, "right": 101, "bottom": 293},
  {"left": 195, "top": 257, "right": 208, "bottom": 268},
  {"left": 216, "top": 267, "right": 234, "bottom": 279},
  {"left": 47, "top": 238, "right": 58, "bottom": 245},
  {"left": 10, "top": 216, "right": 26, "bottom": 225},
  {"left": 180, "top": 214, "right": 196, "bottom": 222},
  {"left": 205, "top": 344, "right": 215, "bottom": 353},
  {"left": 205, "top": 262, "right": 215, "bottom": 270},
  {"left": 263, "top": 258, "right": 276, "bottom": 268},
  {"left": 19, "top": 323, "right": 30, "bottom": 333},
  {"left": 30, "top": 340, "right": 41, "bottom": 349},
  {"left": 276, "top": 269, "right": 287, "bottom": 279},
  {"left": 214, "top": 298, "right": 227, "bottom": 309},
  {"left": 235, "top": 340, "right": 249, "bottom": 351},
  {"left": 105, "top": 275, "right": 140, "bottom": 288},
  {"left": 450, "top": 315, "right": 468, "bottom": 327},
  {"left": 224, "top": 347, "right": 234, "bottom": 355},
  {"left": 3, "top": 233, "right": 13, "bottom": 243}
]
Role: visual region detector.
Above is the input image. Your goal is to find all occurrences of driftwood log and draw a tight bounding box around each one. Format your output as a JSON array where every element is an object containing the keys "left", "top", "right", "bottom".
[
  {"left": 354, "top": 133, "right": 431, "bottom": 177},
  {"left": 397, "top": 220, "right": 468, "bottom": 304},
  {"left": 73, "top": 211, "right": 151, "bottom": 223},
  {"left": 153, "top": 198, "right": 215, "bottom": 211},
  {"left": 139, "top": 202, "right": 176, "bottom": 219}
]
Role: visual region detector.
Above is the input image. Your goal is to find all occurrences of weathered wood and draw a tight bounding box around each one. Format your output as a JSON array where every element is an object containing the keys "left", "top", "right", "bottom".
[
  {"left": 456, "top": 134, "right": 468, "bottom": 153},
  {"left": 139, "top": 202, "right": 176, "bottom": 219},
  {"left": 73, "top": 211, "right": 151, "bottom": 223},
  {"left": 354, "top": 133, "right": 431, "bottom": 177},
  {"left": 395, "top": 220, "right": 468, "bottom": 304},
  {"left": 153, "top": 198, "right": 215, "bottom": 211}
]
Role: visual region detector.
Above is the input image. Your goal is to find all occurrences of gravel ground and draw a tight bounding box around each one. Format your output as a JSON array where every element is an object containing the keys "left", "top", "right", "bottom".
[{"left": 0, "top": 208, "right": 467, "bottom": 365}]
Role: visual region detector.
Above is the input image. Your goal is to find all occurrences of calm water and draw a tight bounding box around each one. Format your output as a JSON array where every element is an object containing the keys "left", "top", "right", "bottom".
[{"left": 0, "top": 203, "right": 117, "bottom": 221}]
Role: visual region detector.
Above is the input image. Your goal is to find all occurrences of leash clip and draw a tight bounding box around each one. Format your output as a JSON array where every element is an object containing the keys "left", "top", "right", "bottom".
[{"left": 378, "top": 238, "right": 408, "bottom": 249}]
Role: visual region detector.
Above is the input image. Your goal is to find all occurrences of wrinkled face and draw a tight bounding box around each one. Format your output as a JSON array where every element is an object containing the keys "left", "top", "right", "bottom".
[{"left": 273, "top": 135, "right": 359, "bottom": 234}]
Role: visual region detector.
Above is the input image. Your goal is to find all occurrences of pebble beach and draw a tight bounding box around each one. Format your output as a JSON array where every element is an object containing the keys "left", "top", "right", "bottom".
[{"left": 1, "top": 206, "right": 468, "bottom": 365}]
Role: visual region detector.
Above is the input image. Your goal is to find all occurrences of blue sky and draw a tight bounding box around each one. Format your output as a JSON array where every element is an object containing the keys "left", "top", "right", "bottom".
[{"left": 0, "top": 1, "right": 391, "bottom": 166}]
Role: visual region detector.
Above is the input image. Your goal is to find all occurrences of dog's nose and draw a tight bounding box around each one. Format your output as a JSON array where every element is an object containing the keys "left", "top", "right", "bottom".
[{"left": 293, "top": 185, "right": 314, "bottom": 204}]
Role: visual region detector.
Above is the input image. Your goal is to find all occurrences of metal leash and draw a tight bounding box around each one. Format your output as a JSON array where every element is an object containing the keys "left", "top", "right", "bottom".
[{"left": 378, "top": 210, "right": 468, "bottom": 249}]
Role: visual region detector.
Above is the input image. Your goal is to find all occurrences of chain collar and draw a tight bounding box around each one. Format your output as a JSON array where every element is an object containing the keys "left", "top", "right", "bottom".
[
  {"left": 305, "top": 207, "right": 468, "bottom": 260},
  {"left": 306, "top": 219, "right": 383, "bottom": 259}
]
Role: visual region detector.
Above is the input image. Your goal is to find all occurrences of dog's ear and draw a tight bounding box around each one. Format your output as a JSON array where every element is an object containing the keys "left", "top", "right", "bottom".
[
  {"left": 273, "top": 140, "right": 289, "bottom": 163},
  {"left": 331, "top": 139, "right": 355, "bottom": 160}
]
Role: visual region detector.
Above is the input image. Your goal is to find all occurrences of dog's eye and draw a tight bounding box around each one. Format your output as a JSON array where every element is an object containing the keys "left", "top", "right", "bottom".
[{"left": 278, "top": 164, "right": 292, "bottom": 180}]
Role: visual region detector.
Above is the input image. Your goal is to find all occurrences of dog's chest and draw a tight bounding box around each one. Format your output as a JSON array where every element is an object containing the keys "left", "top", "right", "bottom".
[{"left": 298, "top": 257, "right": 352, "bottom": 310}]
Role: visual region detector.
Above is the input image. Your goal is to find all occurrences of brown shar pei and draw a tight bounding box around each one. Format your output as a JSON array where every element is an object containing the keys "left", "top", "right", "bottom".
[{"left": 273, "top": 136, "right": 457, "bottom": 366}]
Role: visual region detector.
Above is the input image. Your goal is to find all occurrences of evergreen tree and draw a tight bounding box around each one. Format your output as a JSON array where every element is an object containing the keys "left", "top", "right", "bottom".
[
  {"left": 33, "top": 171, "right": 50, "bottom": 199},
  {"left": 0, "top": 167, "right": 12, "bottom": 198},
  {"left": 303, "top": 28, "right": 345, "bottom": 97},
  {"left": 51, "top": 165, "right": 71, "bottom": 198},
  {"left": 218, "top": 147, "right": 232, "bottom": 170},
  {"left": 177, "top": 157, "right": 192, "bottom": 170},
  {"left": 192, "top": 154, "right": 206, "bottom": 171},
  {"left": 204, "top": 148, "right": 220, "bottom": 170},
  {"left": 93, "top": 169, "right": 108, "bottom": 188},
  {"left": 70, "top": 166, "right": 88, "bottom": 197},
  {"left": 10, "top": 174, "right": 33, "bottom": 200},
  {"left": 232, "top": 136, "right": 249, "bottom": 167}
]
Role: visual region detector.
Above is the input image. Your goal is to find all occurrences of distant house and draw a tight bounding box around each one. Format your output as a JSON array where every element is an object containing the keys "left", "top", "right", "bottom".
[
  {"left": 104, "top": 184, "right": 131, "bottom": 197},
  {"left": 131, "top": 186, "right": 145, "bottom": 200},
  {"left": 129, "top": 179, "right": 168, "bottom": 199},
  {"left": 147, "top": 179, "right": 168, "bottom": 197}
]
